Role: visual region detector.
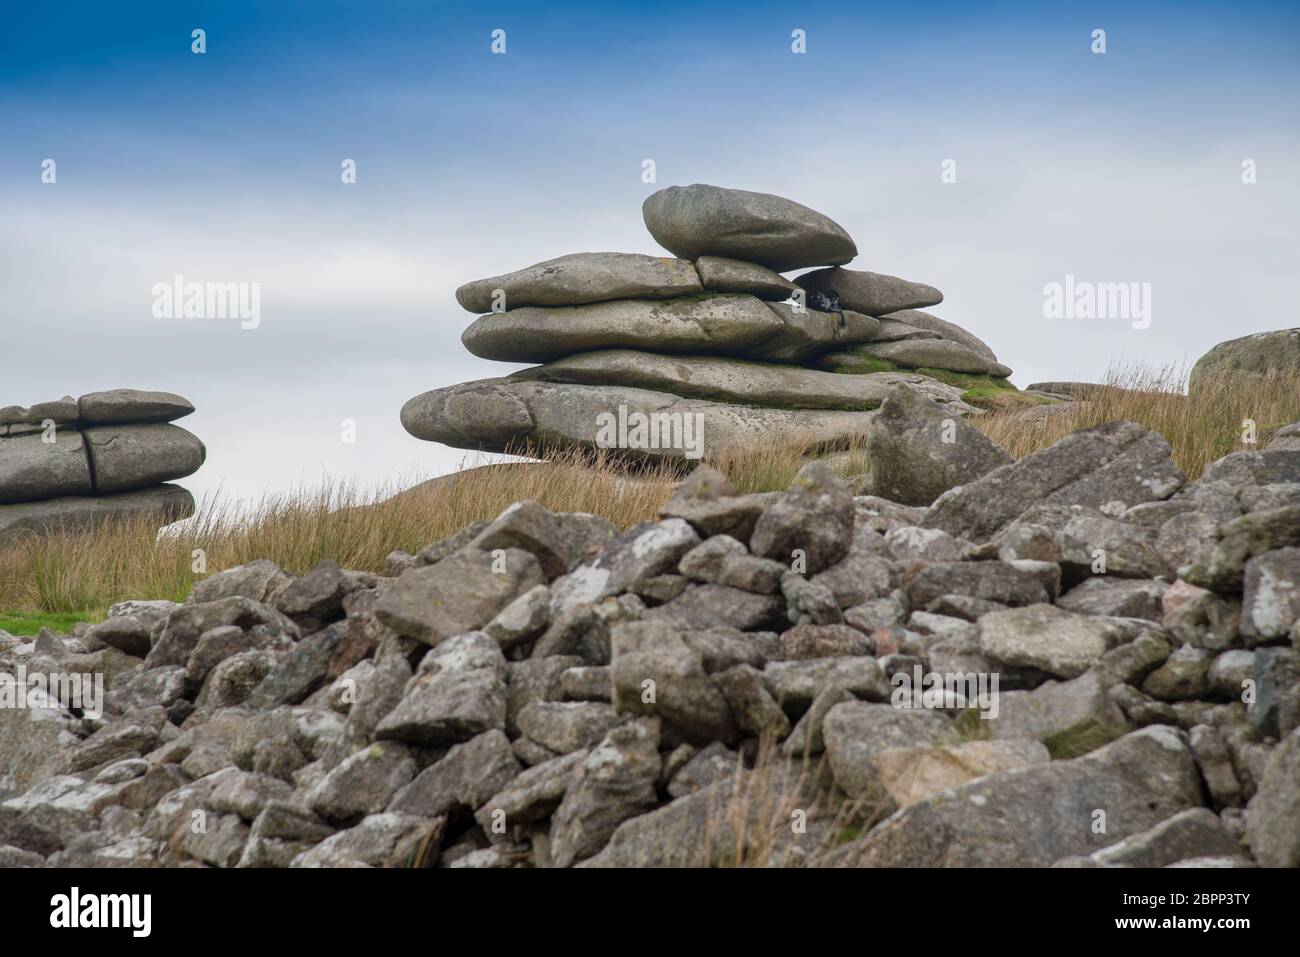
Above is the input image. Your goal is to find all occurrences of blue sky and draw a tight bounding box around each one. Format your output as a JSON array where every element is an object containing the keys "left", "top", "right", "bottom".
[{"left": 2, "top": 0, "right": 1298, "bottom": 502}]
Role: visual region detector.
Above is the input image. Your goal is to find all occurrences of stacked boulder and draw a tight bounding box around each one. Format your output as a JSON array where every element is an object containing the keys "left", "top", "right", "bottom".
[
  {"left": 0, "top": 389, "right": 204, "bottom": 542},
  {"left": 2, "top": 418, "right": 1297, "bottom": 868},
  {"left": 403, "top": 184, "right": 1018, "bottom": 462}
]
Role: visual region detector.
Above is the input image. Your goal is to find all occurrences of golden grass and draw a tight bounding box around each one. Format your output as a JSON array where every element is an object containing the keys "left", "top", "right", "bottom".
[
  {"left": 972, "top": 362, "right": 1300, "bottom": 477},
  {"left": 1, "top": 364, "right": 1294, "bottom": 619},
  {"left": 0, "top": 438, "right": 853, "bottom": 617}
]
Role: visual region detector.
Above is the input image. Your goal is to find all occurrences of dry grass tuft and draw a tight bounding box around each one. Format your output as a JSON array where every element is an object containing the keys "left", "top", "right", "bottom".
[{"left": 972, "top": 362, "right": 1300, "bottom": 478}]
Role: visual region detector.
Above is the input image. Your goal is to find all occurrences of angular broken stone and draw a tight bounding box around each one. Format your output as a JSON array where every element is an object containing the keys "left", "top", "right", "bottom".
[{"left": 375, "top": 546, "right": 544, "bottom": 646}]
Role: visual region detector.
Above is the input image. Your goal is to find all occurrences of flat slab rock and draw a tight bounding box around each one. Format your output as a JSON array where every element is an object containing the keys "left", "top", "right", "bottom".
[
  {"left": 923, "top": 420, "right": 1186, "bottom": 542},
  {"left": 454, "top": 252, "right": 703, "bottom": 313},
  {"left": 796, "top": 267, "right": 942, "bottom": 317},
  {"left": 830, "top": 726, "right": 1203, "bottom": 867},
  {"left": 461, "top": 294, "right": 880, "bottom": 365},
  {"left": 642, "top": 183, "right": 857, "bottom": 273},
  {"left": 513, "top": 349, "right": 975, "bottom": 413},
  {"left": 0, "top": 485, "right": 195, "bottom": 543},
  {"left": 401, "top": 378, "right": 875, "bottom": 461}
]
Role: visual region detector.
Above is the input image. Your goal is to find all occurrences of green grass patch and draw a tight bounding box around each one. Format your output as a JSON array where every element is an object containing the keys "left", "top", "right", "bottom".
[
  {"left": 0, "top": 610, "right": 101, "bottom": 637},
  {"left": 1042, "top": 720, "right": 1128, "bottom": 760},
  {"left": 954, "top": 707, "right": 993, "bottom": 742}
]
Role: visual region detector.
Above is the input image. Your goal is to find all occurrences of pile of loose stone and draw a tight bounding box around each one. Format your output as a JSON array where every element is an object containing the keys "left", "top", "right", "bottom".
[
  {"left": 403, "top": 184, "right": 1022, "bottom": 461},
  {"left": 0, "top": 389, "right": 203, "bottom": 542},
  {"left": 2, "top": 401, "right": 1297, "bottom": 869}
]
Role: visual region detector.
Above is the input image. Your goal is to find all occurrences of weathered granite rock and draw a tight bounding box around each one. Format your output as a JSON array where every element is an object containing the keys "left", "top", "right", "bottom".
[
  {"left": 694, "top": 256, "right": 796, "bottom": 299},
  {"left": 838, "top": 339, "right": 1011, "bottom": 377},
  {"left": 882, "top": 310, "right": 998, "bottom": 360},
  {"left": 462, "top": 294, "right": 783, "bottom": 363},
  {"left": 401, "top": 379, "right": 873, "bottom": 461},
  {"left": 0, "top": 432, "right": 92, "bottom": 503},
  {"left": 375, "top": 547, "right": 544, "bottom": 646},
  {"left": 455, "top": 252, "right": 703, "bottom": 313},
  {"left": 859, "top": 385, "right": 1012, "bottom": 506},
  {"left": 833, "top": 726, "right": 1203, "bottom": 866},
  {"left": 0, "top": 485, "right": 195, "bottom": 544},
  {"left": 924, "top": 421, "right": 1186, "bottom": 542},
  {"left": 1244, "top": 727, "right": 1300, "bottom": 866},
  {"left": 795, "top": 267, "right": 942, "bottom": 317},
  {"left": 516, "top": 349, "right": 917, "bottom": 411},
  {"left": 643, "top": 184, "right": 857, "bottom": 272},
  {"left": 76, "top": 389, "right": 194, "bottom": 425},
  {"left": 81, "top": 424, "right": 206, "bottom": 494},
  {"left": 1189, "top": 328, "right": 1300, "bottom": 395}
]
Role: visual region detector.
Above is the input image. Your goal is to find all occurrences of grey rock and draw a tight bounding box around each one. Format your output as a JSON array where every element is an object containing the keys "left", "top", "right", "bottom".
[
  {"left": 881, "top": 309, "right": 998, "bottom": 360},
  {"left": 81, "top": 423, "right": 205, "bottom": 494},
  {"left": 462, "top": 294, "right": 783, "bottom": 363},
  {"left": 1244, "top": 727, "right": 1300, "bottom": 866},
  {"left": 0, "top": 485, "right": 196, "bottom": 543},
  {"left": 471, "top": 500, "right": 575, "bottom": 580},
  {"left": 1056, "top": 808, "right": 1246, "bottom": 867},
  {"left": 836, "top": 338, "right": 1008, "bottom": 377},
  {"left": 1189, "top": 327, "right": 1300, "bottom": 394},
  {"left": 291, "top": 812, "right": 441, "bottom": 868},
  {"left": 519, "top": 349, "right": 910, "bottom": 412},
  {"left": 1240, "top": 547, "right": 1300, "bottom": 640},
  {"left": 713, "top": 665, "right": 790, "bottom": 739},
  {"left": 549, "top": 718, "right": 661, "bottom": 867},
  {"left": 924, "top": 421, "right": 1185, "bottom": 542},
  {"left": 860, "top": 385, "right": 1011, "bottom": 506},
  {"left": 822, "top": 701, "right": 958, "bottom": 800},
  {"left": 402, "top": 377, "right": 878, "bottom": 462},
  {"left": 764, "top": 656, "right": 889, "bottom": 709},
  {"left": 483, "top": 584, "right": 551, "bottom": 649},
  {"left": 1057, "top": 578, "right": 1168, "bottom": 621},
  {"left": 795, "top": 267, "right": 941, "bottom": 316},
  {"left": 77, "top": 389, "right": 194, "bottom": 424},
  {"left": 474, "top": 750, "right": 587, "bottom": 837},
  {"left": 189, "top": 560, "right": 291, "bottom": 606},
  {"left": 1181, "top": 506, "right": 1300, "bottom": 593},
  {"left": 147, "top": 596, "right": 298, "bottom": 670},
  {"left": 0, "top": 431, "right": 93, "bottom": 503},
  {"left": 1141, "top": 645, "right": 1213, "bottom": 701},
  {"left": 979, "top": 604, "right": 1132, "bottom": 679},
  {"left": 375, "top": 546, "right": 544, "bottom": 646},
  {"left": 658, "top": 465, "right": 770, "bottom": 540},
  {"left": 455, "top": 252, "right": 702, "bottom": 312},
  {"left": 273, "top": 559, "right": 356, "bottom": 633},
  {"left": 375, "top": 632, "right": 508, "bottom": 747},
  {"left": 907, "top": 560, "right": 1059, "bottom": 609},
  {"left": 609, "top": 621, "right": 737, "bottom": 744},
  {"left": 387, "top": 730, "right": 522, "bottom": 818},
  {"left": 643, "top": 582, "right": 783, "bottom": 632},
  {"left": 306, "top": 742, "right": 417, "bottom": 824},
  {"left": 643, "top": 184, "right": 857, "bottom": 272},
  {"left": 750, "top": 461, "right": 854, "bottom": 575},
  {"left": 517, "top": 701, "right": 620, "bottom": 754},
  {"left": 835, "top": 726, "right": 1202, "bottom": 866},
  {"left": 694, "top": 256, "right": 796, "bottom": 299}
]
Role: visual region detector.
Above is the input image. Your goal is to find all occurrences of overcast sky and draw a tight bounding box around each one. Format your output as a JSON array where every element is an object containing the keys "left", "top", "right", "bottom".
[{"left": 2, "top": 0, "right": 1297, "bottom": 504}]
